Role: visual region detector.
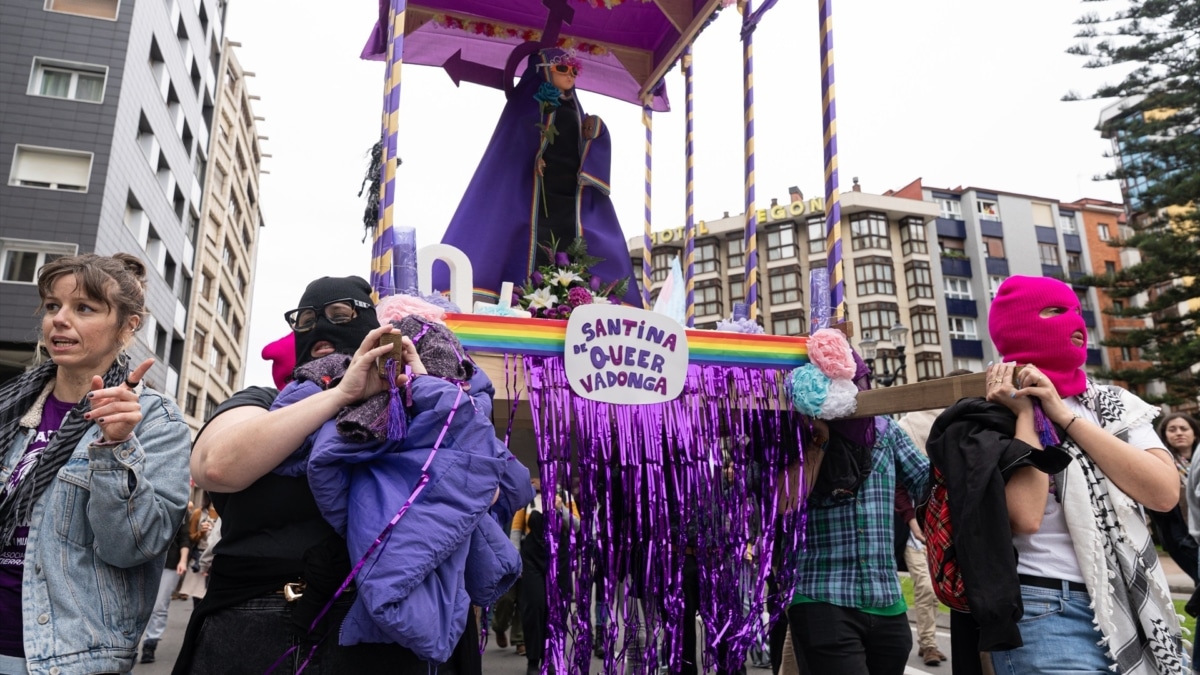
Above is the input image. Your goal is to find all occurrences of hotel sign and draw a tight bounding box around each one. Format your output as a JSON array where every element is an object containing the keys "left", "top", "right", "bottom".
[{"left": 647, "top": 198, "right": 825, "bottom": 245}]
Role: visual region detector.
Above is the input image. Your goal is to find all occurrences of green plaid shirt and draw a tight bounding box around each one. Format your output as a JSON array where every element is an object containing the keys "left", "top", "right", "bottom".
[{"left": 793, "top": 417, "right": 929, "bottom": 609}]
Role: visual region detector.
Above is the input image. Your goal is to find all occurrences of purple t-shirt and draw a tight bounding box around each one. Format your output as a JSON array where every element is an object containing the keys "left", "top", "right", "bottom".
[{"left": 0, "top": 394, "right": 74, "bottom": 657}]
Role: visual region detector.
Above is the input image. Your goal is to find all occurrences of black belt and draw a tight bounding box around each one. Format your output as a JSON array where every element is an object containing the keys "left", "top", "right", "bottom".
[{"left": 1018, "top": 574, "right": 1087, "bottom": 593}]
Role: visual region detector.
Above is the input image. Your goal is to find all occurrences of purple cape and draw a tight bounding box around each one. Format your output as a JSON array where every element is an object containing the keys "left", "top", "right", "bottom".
[{"left": 435, "top": 50, "right": 640, "bottom": 307}]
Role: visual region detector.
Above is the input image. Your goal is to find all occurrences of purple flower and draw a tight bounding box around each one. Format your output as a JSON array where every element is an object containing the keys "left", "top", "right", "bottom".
[
  {"left": 531, "top": 271, "right": 544, "bottom": 286},
  {"left": 555, "top": 252, "right": 570, "bottom": 267},
  {"left": 512, "top": 291, "right": 523, "bottom": 307},
  {"left": 589, "top": 275, "right": 602, "bottom": 292},
  {"left": 608, "top": 295, "right": 621, "bottom": 305},
  {"left": 567, "top": 287, "right": 593, "bottom": 308}
]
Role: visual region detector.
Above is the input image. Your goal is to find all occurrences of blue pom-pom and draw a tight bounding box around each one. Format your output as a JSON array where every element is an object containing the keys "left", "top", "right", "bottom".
[{"left": 788, "top": 364, "right": 830, "bottom": 417}]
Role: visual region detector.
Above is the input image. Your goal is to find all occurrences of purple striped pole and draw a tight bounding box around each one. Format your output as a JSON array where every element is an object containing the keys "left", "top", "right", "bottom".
[
  {"left": 742, "top": 0, "right": 758, "bottom": 320},
  {"left": 642, "top": 106, "right": 653, "bottom": 309},
  {"left": 371, "top": 0, "right": 407, "bottom": 300},
  {"left": 683, "top": 47, "right": 696, "bottom": 327},
  {"left": 819, "top": 0, "right": 844, "bottom": 322}
]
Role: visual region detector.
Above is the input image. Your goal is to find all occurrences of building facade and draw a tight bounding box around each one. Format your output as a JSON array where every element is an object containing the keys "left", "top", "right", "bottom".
[
  {"left": 0, "top": 0, "right": 263, "bottom": 429},
  {"left": 628, "top": 184, "right": 944, "bottom": 385}
]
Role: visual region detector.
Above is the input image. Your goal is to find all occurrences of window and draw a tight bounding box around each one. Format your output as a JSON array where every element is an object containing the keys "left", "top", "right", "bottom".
[
  {"left": 943, "top": 277, "right": 973, "bottom": 300},
  {"left": 651, "top": 251, "right": 673, "bottom": 282},
  {"left": 1112, "top": 300, "right": 1124, "bottom": 313},
  {"left": 216, "top": 291, "right": 231, "bottom": 323},
  {"left": 184, "top": 386, "right": 199, "bottom": 417},
  {"left": 855, "top": 256, "right": 896, "bottom": 296},
  {"left": 1076, "top": 290, "right": 1093, "bottom": 312},
  {"left": 904, "top": 260, "right": 933, "bottom": 301},
  {"left": 939, "top": 238, "right": 965, "bottom": 254},
  {"left": 1105, "top": 261, "right": 1117, "bottom": 276},
  {"left": 695, "top": 241, "right": 719, "bottom": 274},
  {"left": 176, "top": 271, "right": 192, "bottom": 305},
  {"left": 235, "top": 270, "right": 247, "bottom": 295},
  {"left": 1098, "top": 223, "right": 1111, "bottom": 241},
  {"left": 227, "top": 194, "right": 242, "bottom": 224},
  {"left": 807, "top": 216, "right": 826, "bottom": 254},
  {"left": 915, "top": 353, "right": 944, "bottom": 382},
  {"left": 953, "top": 358, "right": 984, "bottom": 373},
  {"left": 204, "top": 395, "right": 219, "bottom": 421},
  {"left": 1067, "top": 253, "right": 1084, "bottom": 274},
  {"left": 193, "top": 327, "right": 207, "bottom": 358},
  {"left": 858, "top": 302, "right": 899, "bottom": 341},
  {"left": 937, "top": 198, "right": 962, "bottom": 220},
  {"left": 208, "top": 345, "right": 224, "bottom": 371},
  {"left": 947, "top": 316, "right": 978, "bottom": 340},
  {"left": 1038, "top": 244, "right": 1060, "bottom": 266},
  {"left": 45, "top": 0, "right": 119, "bottom": 20},
  {"left": 222, "top": 242, "right": 236, "bottom": 268},
  {"left": 976, "top": 199, "right": 1000, "bottom": 220},
  {"left": 766, "top": 225, "right": 796, "bottom": 261},
  {"left": 231, "top": 318, "right": 243, "bottom": 341},
  {"left": 225, "top": 361, "right": 237, "bottom": 388},
  {"left": 900, "top": 218, "right": 928, "bottom": 255},
  {"left": 768, "top": 268, "right": 801, "bottom": 305},
  {"left": 696, "top": 283, "right": 721, "bottom": 317},
  {"left": 910, "top": 306, "right": 940, "bottom": 346},
  {"left": 989, "top": 275, "right": 1007, "bottom": 299},
  {"left": 9, "top": 145, "right": 92, "bottom": 191},
  {"left": 727, "top": 238, "right": 744, "bottom": 270},
  {"left": 1121, "top": 346, "right": 1137, "bottom": 361},
  {"left": 850, "top": 212, "right": 889, "bottom": 251},
  {"left": 1058, "top": 213, "right": 1077, "bottom": 234},
  {"left": 772, "top": 313, "right": 804, "bottom": 337},
  {"left": 982, "top": 236, "right": 1005, "bottom": 259},
  {"left": 729, "top": 277, "right": 744, "bottom": 306},
  {"left": 28, "top": 59, "right": 106, "bottom": 102},
  {"left": 0, "top": 239, "right": 76, "bottom": 283},
  {"left": 199, "top": 271, "right": 213, "bottom": 300}
]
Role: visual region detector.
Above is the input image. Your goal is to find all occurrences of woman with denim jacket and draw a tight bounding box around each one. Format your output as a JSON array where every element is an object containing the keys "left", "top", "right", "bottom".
[{"left": 0, "top": 253, "right": 191, "bottom": 674}]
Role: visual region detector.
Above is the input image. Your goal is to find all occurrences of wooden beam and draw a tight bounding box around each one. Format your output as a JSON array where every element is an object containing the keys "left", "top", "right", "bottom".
[
  {"left": 608, "top": 45, "right": 654, "bottom": 94},
  {"left": 639, "top": 0, "right": 724, "bottom": 103},
  {"left": 851, "top": 372, "right": 987, "bottom": 418},
  {"left": 652, "top": 0, "right": 693, "bottom": 34}
]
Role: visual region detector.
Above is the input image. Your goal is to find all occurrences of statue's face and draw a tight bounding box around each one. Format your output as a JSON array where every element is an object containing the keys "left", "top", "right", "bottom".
[{"left": 550, "top": 64, "right": 577, "bottom": 92}]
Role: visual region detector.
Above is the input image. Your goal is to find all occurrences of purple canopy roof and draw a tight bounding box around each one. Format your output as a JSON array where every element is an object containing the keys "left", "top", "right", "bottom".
[{"left": 362, "top": 0, "right": 727, "bottom": 111}]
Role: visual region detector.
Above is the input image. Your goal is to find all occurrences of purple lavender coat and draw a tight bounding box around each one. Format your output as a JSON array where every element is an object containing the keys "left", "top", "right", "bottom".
[
  {"left": 274, "top": 371, "right": 532, "bottom": 663},
  {"left": 435, "top": 49, "right": 640, "bottom": 307}
]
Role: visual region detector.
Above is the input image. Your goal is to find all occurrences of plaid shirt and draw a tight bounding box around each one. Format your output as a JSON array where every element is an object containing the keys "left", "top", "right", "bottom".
[{"left": 793, "top": 416, "right": 929, "bottom": 609}]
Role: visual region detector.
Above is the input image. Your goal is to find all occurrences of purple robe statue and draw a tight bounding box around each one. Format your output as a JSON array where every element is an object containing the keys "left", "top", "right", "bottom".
[{"left": 436, "top": 48, "right": 640, "bottom": 307}]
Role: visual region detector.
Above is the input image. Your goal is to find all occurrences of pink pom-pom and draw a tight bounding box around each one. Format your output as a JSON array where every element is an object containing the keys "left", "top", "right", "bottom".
[
  {"left": 808, "top": 328, "right": 857, "bottom": 380},
  {"left": 261, "top": 332, "right": 296, "bottom": 390},
  {"left": 376, "top": 294, "right": 447, "bottom": 326}
]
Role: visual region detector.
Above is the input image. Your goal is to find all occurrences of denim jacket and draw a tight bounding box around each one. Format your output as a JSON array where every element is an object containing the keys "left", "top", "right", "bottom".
[{"left": 0, "top": 384, "right": 191, "bottom": 674}]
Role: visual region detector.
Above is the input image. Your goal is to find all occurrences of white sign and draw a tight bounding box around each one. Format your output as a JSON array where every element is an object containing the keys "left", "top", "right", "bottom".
[{"left": 564, "top": 304, "right": 689, "bottom": 404}]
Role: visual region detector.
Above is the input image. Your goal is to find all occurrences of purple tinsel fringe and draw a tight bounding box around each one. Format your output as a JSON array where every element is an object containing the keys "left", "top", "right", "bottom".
[
  {"left": 385, "top": 358, "right": 407, "bottom": 441},
  {"left": 520, "top": 356, "right": 808, "bottom": 674},
  {"left": 1032, "top": 401, "right": 1059, "bottom": 448}
]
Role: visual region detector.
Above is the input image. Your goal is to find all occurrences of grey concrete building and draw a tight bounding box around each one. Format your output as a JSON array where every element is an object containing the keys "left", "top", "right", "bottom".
[{"left": 0, "top": 0, "right": 229, "bottom": 398}]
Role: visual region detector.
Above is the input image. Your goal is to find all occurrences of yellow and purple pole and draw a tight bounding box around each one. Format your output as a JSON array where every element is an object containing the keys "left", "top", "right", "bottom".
[
  {"left": 370, "top": 0, "right": 406, "bottom": 300},
  {"left": 683, "top": 47, "right": 696, "bottom": 328},
  {"left": 742, "top": 0, "right": 758, "bottom": 321},
  {"left": 819, "top": 0, "right": 844, "bottom": 323},
  {"left": 642, "top": 106, "right": 653, "bottom": 310}
]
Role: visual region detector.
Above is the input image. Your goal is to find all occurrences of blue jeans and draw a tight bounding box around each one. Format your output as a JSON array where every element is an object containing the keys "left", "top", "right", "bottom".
[{"left": 990, "top": 583, "right": 1113, "bottom": 675}]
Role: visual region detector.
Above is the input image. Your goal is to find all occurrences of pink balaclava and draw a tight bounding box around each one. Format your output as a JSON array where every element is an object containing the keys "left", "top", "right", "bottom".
[
  {"left": 261, "top": 332, "right": 296, "bottom": 391},
  {"left": 988, "top": 276, "right": 1088, "bottom": 397}
]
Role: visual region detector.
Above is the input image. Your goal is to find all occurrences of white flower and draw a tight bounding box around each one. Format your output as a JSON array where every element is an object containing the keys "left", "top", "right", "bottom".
[
  {"left": 550, "top": 269, "right": 582, "bottom": 287},
  {"left": 524, "top": 287, "right": 559, "bottom": 310}
]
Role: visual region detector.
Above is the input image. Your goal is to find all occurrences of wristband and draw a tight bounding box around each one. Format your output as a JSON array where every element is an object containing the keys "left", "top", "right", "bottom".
[{"left": 1063, "top": 414, "right": 1081, "bottom": 434}]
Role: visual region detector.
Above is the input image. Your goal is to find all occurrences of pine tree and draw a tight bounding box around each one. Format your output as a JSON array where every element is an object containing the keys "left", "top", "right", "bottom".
[{"left": 1065, "top": 0, "right": 1200, "bottom": 405}]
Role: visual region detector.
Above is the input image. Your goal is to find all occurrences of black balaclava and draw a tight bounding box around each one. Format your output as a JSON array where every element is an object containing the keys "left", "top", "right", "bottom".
[{"left": 292, "top": 276, "right": 379, "bottom": 368}]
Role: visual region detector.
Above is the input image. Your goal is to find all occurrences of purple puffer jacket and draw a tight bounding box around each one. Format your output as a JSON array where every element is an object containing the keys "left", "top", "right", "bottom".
[{"left": 273, "top": 369, "right": 532, "bottom": 663}]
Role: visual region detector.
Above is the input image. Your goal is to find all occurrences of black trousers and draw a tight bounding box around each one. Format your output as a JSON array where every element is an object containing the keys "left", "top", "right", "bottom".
[{"left": 788, "top": 602, "right": 912, "bottom": 675}]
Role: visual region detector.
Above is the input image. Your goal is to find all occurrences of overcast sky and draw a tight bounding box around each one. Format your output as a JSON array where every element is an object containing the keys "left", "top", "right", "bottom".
[{"left": 224, "top": 0, "right": 1127, "bottom": 386}]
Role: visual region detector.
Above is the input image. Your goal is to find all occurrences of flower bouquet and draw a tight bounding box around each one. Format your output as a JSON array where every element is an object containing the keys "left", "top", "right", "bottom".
[{"left": 518, "top": 236, "right": 629, "bottom": 319}]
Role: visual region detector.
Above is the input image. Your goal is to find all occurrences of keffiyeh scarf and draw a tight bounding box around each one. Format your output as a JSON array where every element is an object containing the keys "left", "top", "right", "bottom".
[
  {"left": 0, "top": 357, "right": 128, "bottom": 547},
  {"left": 1060, "top": 381, "right": 1183, "bottom": 675}
]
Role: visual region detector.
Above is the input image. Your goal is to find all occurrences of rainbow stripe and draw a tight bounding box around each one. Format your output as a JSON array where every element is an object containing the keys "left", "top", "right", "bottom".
[{"left": 443, "top": 314, "right": 809, "bottom": 370}]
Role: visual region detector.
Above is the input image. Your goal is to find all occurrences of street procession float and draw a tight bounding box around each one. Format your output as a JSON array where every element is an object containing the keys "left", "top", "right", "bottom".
[{"left": 345, "top": 0, "right": 989, "bottom": 671}]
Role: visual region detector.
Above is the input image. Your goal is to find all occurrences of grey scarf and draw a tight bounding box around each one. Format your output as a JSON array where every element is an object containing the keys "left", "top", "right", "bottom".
[{"left": 0, "top": 356, "right": 128, "bottom": 547}]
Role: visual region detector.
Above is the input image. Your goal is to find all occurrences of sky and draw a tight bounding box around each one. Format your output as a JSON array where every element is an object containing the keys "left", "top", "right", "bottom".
[{"left": 224, "top": 0, "right": 1129, "bottom": 386}]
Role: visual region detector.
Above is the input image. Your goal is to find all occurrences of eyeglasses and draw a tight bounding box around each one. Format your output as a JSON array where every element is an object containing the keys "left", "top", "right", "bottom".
[
  {"left": 552, "top": 64, "right": 578, "bottom": 76},
  {"left": 283, "top": 298, "right": 372, "bottom": 333}
]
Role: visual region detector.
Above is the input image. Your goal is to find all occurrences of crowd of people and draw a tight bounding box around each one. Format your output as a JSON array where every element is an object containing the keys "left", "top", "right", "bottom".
[{"left": 0, "top": 250, "right": 1197, "bottom": 675}]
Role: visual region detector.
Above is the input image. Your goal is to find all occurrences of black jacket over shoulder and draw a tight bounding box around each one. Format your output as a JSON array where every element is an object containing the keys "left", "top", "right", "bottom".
[{"left": 927, "top": 398, "right": 1073, "bottom": 652}]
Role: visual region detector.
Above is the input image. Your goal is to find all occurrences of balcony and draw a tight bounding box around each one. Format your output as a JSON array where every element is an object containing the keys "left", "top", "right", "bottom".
[
  {"left": 1041, "top": 264, "right": 1063, "bottom": 278},
  {"left": 936, "top": 218, "right": 967, "bottom": 239},
  {"left": 1035, "top": 226, "right": 1058, "bottom": 244},
  {"left": 941, "top": 255, "right": 972, "bottom": 278},
  {"left": 1086, "top": 348, "right": 1103, "bottom": 367},
  {"left": 980, "top": 220, "right": 1004, "bottom": 238},
  {"left": 951, "top": 339, "right": 984, "bottom": 359},
  {"left": 1081, "top": 309, "right": 1096, "bottom": 328},
  {"left": 1063, "top": 234, "right": 1083, "bottom": 253},
  {"left": 985, "top": 257, "right": 1009, "bottom": 276},
  {"left": 945, "top": 298, "right": 978, "bottom": 317}
]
